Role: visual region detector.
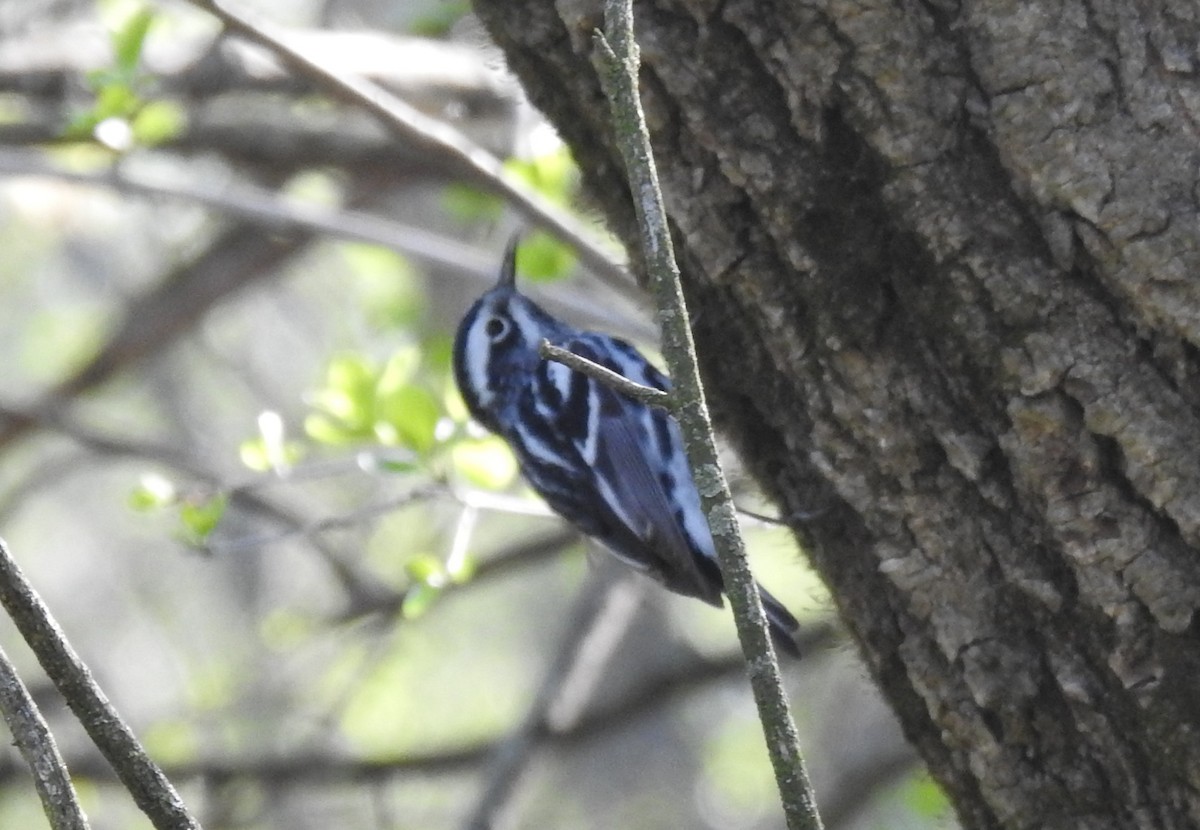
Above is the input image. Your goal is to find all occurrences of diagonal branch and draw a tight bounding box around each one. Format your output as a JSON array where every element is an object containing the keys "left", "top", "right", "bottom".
[
  {"left": 538, "top": 339, "right": 671, "bottom": 408},
  {"left": 184, "top": 0, "right": 632, "bottom": 295},
  {"left": 0, "top": 645, "right": 89, "bottom": 829},
  {"left": 0, "top": 538, "right": 201, "bottom": 829},
  {"left": 593, "top": 2, "right": 823, "bottom": 828}
]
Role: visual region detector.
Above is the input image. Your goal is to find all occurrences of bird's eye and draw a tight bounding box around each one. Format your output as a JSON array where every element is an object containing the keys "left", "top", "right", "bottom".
[{"left": 485, "top": 317, "right": 509, "bottom": 340}]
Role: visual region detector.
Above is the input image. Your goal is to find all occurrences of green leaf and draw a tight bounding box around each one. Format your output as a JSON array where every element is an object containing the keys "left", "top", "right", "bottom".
[
  {"left": 178, "top": 493, "right": 228, "bottom": 544},
  {"left": 62, "top": 110, "right": 102, "bottom": 141},
  {"left": 504, "top": 147, "right": 578, "bottom": 206},
  {"left": 128, "top": 473, "right": 176, "bottom": 511},
  {"left": 131, "top": 100, "right": 185, "bottom": 145},
  {"left": 238, "top": 436, "right": 304, "bottom": 471},
  {"left": 304, "top": 412, "right": 359, "bottom": 446},
  {"left": 442, "top": 183, "right": 503, "bottom": 223},
  {"left": 363, "top": 450, "right": 420, "bottom": 474},
  {"left": 307, "top": 353, "right": 378, "bottom": 440},
  {"left": 377, "top": 347, "right": 420, "bottom": 392},
  {"left": 94, "top": 82, "right": 141, "bottom": 120},
  {"left": 400, "top": 582, "right": 442, "bottom": 619},
  {"left": 404, "top": 553, "right": 443, "bottom": 584},
  {"left": 515, "top": 230, "right": 576, "bottom": 283},
  {"left": 376, "top": 383, "right": 441, "bottom": 452},
  {"left": 112, "top": 7, "right": 155, "bottom": 72},
  {"left": 451, "top": 437, "right": 518, "bottom": 489},
  {"left": 902, "top": 771, "right": 951, "bottom": 817}
]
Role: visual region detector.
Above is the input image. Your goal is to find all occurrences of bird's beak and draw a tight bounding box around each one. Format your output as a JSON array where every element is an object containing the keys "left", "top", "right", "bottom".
[{"left": 497, "top": 233, "right": 520, "bottom": 290}]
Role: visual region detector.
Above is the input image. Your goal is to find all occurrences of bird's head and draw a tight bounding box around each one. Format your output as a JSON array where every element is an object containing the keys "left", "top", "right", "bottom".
[{"left": 452, "top": 235, "right": 566, "bottom": 432}]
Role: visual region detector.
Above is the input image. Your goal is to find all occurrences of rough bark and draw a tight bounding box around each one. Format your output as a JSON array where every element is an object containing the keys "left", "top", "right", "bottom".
[{"left": 470, "top": 1, "right": 1200, "bottom": 828}]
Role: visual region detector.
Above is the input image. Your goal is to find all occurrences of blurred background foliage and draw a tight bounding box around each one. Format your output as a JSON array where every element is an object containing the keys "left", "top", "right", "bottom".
[{"left": 0, "top": 1, "right": 953, "bottom": 828}]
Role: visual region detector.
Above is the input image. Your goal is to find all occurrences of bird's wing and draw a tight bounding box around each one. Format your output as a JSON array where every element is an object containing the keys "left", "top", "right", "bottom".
[{"left": 557, "top": 337, "right": 723, "bottom": 606}]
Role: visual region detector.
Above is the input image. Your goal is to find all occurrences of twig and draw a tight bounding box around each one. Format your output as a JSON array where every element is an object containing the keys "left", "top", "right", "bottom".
[
  {"left": 0, "top": 646, "right": 89, "bottom": 830},
  {"left": 592, "top": 3, "right": 823, "bottom": 828},
  {"left": 0, "top": 538, "right": 202, "bottom": 830},
  {"left": 538, "top": 340, "right": 671, "bottom": 408},
  {"left": 184, "top": 0, "right": 632, "bottom": 296}
]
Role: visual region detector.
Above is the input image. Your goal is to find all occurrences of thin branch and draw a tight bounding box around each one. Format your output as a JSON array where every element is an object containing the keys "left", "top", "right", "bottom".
[
  {"left": 184, "top": 0, "right": 632, "bottom": 296},
  {"left": 0, "top": 645, "right": 90, "bottom": 830},
  {"left": 593, "top": 3, "right": 823, "bottom": 828},
  {"left": 0, "top": 538, "right": 202, "bottom": 830},
  {"left": 538, "top": 340, "right": 672, "bottom": 408}
]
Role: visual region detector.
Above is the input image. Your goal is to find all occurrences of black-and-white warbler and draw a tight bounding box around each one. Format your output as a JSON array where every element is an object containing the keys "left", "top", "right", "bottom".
[{"left": 453, "top": 237, "right": 800, "bottom": 656}]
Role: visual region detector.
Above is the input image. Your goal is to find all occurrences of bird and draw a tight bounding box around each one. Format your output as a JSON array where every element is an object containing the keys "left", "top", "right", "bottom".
[{"left": 452, "top": 235, "right": 800, "bottom": 656}]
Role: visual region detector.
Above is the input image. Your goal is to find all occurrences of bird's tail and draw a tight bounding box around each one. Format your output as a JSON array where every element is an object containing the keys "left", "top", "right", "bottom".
[{"left": 757, "top": 584, "right": 802, "bottom": 658}]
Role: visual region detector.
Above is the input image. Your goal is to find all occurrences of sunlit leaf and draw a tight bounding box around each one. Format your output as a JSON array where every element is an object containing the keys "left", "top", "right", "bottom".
[
  {"left": 515, "top": 229, "right": 576, "bottom": 283},
  {"left": 308, "top": 353, "right": 378, "bottom": 437},
  {"left": 325, "top": 352, "right": 377, "bottom": 398},
  {"left": 112, "top": 6, "right": 155, "bottom": 72},
  {"left": 131, "top": 100, "right": 185, "bottom": 145},
  {"left": 504, "top": 147, "right": 578, "bottom": 206},
  {"left": 179, "top": 493, "right": 228, "bottom": 544},
  {"left": 442, "top": 183, "right": 502, "bottom": 223},
  {"left": 376, "top": 383, "right": 441, "bottom": 452},
  {"left": 128, "top": 473, "right": 176, "bottom": 511},
  {"left": 903, "top": 771, "right": 951, "bottom": 817},
  {"left": 400, "top": 581, "right": 442, "bottom": 619},
  {"left": 404, "top": 553, "right": 443, "bottom": 584},
  {"left": 238, "top": 436, "right": 305, "bottom": 471},
  {"left": 94, "top": 82, "right": 140, "bottom": 120},
  {"left": 377, "top": 347, "right": 421, "bottom": 393},
  {"left": 304, "top": 412, "right": 359, "bottom": 446},
  {"left": 361, "top": 450, "right": 420, "bottom": 474},
  {"left": 451, "top": 437, "right": 518, "bottom": 489}
]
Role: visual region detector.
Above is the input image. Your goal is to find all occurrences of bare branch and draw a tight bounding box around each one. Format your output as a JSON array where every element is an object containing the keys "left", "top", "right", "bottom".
[
  {"left": 0, "top": 538, "right": 201, "bottom": 830},
  {"left": 538, "top": 340, "right": 672, "bottom": 408},
  {"left": 593, "top": 2, "right": 822, "bottom": 827},
  {"left": 184, "top": 0, "right": 631, "bottom": 295},
  {"left": 0, "top": 645, "right": 89, "bottom": 830}
]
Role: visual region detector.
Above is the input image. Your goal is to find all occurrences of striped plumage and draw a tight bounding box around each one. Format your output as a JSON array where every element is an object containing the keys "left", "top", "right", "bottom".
[{"left": 452, "top": 237, "right": 800, "bottom": 656}]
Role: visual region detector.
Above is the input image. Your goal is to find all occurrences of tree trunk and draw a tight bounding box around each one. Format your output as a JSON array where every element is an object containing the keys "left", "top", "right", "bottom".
[{"left": 471, "top": 1, "right": 1200, "bottom": 827}]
